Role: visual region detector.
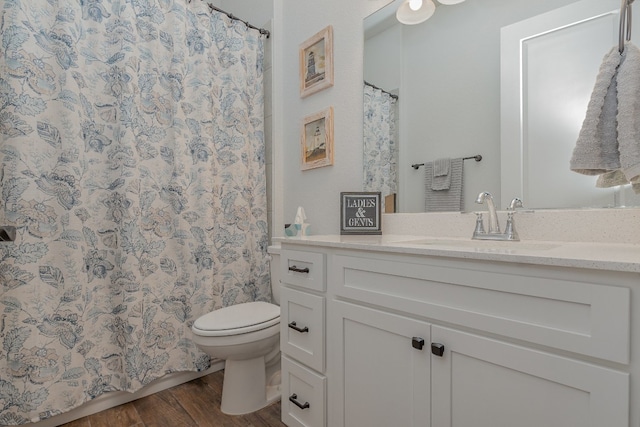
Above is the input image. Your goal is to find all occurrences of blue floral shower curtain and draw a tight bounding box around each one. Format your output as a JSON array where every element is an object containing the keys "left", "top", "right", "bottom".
[
  {"left": 363, "top": 84, "right": 398, "bottom": 202},
  {"left": 0, "top": 1, "right": 269, "bottom": 424}
]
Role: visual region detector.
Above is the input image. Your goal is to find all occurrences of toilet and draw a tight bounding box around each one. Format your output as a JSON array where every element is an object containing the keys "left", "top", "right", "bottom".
[{"left": 191, "top": 246, "right": 282, "bottom": 415}]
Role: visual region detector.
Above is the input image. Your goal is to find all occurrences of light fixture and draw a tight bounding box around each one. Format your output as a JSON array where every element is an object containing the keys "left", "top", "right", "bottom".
[
  {"left": 437, "top": 0, "right": 466, "bottom": 4},
  {"left": 396, "top": 0, "right": 436, "bottom": 25},
  {"left": 409, "top": 0, "right": 423, "bottom": 10}
]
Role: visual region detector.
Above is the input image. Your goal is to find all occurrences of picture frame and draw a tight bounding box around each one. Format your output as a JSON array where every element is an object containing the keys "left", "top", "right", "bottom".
[
  {"left": 301, "top": 107, "right": 334, "bottom": 171},
  {"left": 299, "top": 26, "right": 334, "bottom": 98},
  {"left": 340, "top": 192, "right": 382, "bottom": 235}
]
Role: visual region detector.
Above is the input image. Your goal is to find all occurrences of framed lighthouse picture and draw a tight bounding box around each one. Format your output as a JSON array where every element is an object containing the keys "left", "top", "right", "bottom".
[
  {"left": 299, "top": 26, "right": 334, "bottom": 98},
  {"left": 301, "top": 107, "right": 334, "bottom": 170}
]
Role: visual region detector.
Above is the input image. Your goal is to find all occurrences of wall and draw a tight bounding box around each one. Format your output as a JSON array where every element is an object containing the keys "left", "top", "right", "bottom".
[
  {"left": 219, "top": 0, "right": 273, "bottom": 29},
  {"left": 223, "top": 0, "right": 639, "bottom": 239},
  {"left": 365, "top": 0, "right": 585, "bottom": 212},
  {"left": 364, "top": 24, "right": 401, "bottom": 93},
  {"left": 277, "top": 0, "right": 393, "bottom": 236}
]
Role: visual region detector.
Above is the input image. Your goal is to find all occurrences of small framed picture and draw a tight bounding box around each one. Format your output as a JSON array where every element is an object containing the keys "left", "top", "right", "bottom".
[
  {"left": 340, "top": 192, "right": 382, "bottom": 235},
  {"left": 299, "top": 26, "right": 334, "bottom": 98},
  {"left": 301, "top": 107, "right": 334, "bottom": 170}
]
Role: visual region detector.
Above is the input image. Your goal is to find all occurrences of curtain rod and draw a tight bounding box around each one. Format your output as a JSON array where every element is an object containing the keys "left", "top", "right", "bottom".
[
  {"left": 189, "top": 1, "right": 270, "bottom": 38},
  {"left": 365, "top": 81, "right": 399, "bottom": 100}
]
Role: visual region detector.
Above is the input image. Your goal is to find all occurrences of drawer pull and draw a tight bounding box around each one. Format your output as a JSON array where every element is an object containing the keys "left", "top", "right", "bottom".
[
  {"left": 289, "top": 393, "right": 310, "bottom": 410},
  {"left": 288, "top": 321, "right": 309, "bottom": 333},
  {"left": 288, "top": 265, "right": 310, "bottom": 274}
]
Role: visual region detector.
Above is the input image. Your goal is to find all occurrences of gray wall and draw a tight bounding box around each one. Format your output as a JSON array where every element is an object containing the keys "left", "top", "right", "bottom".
[
  {"left": 365, "top": 0, "right": 580, "bottom": 212},
  {"left": 278, "top": 0, "right": 391, "bottom": 235}
]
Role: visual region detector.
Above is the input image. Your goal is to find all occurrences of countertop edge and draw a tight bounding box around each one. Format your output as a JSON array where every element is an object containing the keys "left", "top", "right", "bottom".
[{"left": 274, "top": 235, "right": 640, "bottom": 274}]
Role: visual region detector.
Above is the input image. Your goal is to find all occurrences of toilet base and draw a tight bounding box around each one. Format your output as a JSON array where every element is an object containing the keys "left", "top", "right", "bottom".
[{"left": 220, "top": 357, "right": 281, "bottom": 415}]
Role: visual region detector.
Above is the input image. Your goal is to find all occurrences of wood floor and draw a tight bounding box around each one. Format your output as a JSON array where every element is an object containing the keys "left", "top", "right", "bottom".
[{"left": 58, "top": 370, "right": 285, "bottom": 427}]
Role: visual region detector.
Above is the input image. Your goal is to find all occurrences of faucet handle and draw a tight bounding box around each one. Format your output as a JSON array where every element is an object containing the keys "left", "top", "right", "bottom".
[
  {"left": 473, "top": 212, "right": 485, "bottom": 236},
  {"left": 507, "top": 197, "right": 523, "bottom": 211},
  {"left": 503, "top": 212, "right": 520, "bottom": 241}
]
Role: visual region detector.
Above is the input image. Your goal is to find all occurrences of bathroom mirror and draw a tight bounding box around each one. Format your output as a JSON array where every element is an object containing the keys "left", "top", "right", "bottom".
[{"left": 364, "top": 0, "right": 640, "bottom": 212}]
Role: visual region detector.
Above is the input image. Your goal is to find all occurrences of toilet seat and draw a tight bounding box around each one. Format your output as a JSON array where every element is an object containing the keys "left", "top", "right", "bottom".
[{"left": 193, "top": 301, "right": 280, "bottom": 337}]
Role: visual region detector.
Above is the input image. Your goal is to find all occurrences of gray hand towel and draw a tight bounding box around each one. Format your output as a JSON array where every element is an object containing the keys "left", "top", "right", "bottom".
[
  {"left": 571, "top": 42, "right": 640, "bottom": 195},
  {"left": 596, "top": 169, "right": 628, "bottom": 188},
  {"left": 425, "top": 157, "right": 464, "bottom": 212},
  {"left": 616, "top": 42, "right": 640, "bottom": 186},
  {"left": 596, "top": 167, "right": 640, "bottom": 189},
  {"left": 570, "top": 45, "right": 622, "bottom": 174},
  {"left": 431, "top": 158, "right": 451, "bottom": 190}
]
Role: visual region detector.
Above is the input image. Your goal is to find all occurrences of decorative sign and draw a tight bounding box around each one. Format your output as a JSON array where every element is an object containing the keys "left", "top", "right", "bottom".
[{"left": 340, "top": 192, "right": 382, "bottom": 235}]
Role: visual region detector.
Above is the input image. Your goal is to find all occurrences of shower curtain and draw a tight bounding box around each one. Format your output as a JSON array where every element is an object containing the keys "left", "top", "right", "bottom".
[
  {"left": 363, "top": 84, "right": 398, "bottom": 203},
  {"left": 0, "top": 1, "right": 269, "bottom": 424}
]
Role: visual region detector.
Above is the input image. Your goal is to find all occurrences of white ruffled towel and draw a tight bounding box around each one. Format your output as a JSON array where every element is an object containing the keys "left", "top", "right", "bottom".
[{"left": 570, "top": 42, "right": 640, "bottom": 193}]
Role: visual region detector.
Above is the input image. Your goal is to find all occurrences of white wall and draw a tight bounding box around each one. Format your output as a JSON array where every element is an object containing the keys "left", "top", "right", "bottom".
[
  {"left": 212, "top": 0, "right": 638, "bottom": 236},
  {"left": 364, "top": 24, "right": 401, "bottom": 93},
  {"left": 276, "top": 0, "right": 585, "bottom": 231},
  {"left": 219, "top": 0, "right": 273, "bottom": 29},
  {"left": 399, "top": 0, "right": 579, "bottom": 212},
  {"left": 277, "top": 0, "right": 393, "bottom": 235}
]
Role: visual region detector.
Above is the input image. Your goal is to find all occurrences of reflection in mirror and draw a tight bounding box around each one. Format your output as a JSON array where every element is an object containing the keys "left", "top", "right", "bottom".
[
  {"left": 364, "top": 0, "right": 640, "bottom": 212},
  {"left": 363, "top": 82, "right": 399, "bottom": 213}
]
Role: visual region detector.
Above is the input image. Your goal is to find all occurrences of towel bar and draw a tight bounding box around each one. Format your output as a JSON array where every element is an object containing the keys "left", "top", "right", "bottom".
[{"left": 411, "top": 154, "right": 482, "bottom": 170}]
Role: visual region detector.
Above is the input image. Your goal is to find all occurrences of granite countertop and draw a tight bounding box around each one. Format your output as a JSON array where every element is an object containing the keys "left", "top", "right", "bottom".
[{"left": 275, "top": 234, "right": 640, "bottom": 273}]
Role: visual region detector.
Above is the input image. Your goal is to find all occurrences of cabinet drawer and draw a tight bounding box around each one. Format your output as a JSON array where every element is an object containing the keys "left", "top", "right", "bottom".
[
  {"left": 333, "top": 252, "right": 630, "bottom": 364},
  {"left": 281, "top": 249, "right": 326, "bottom": 291},
  {"left": 282, "top": 356, "right": 326, "bottom": 427},
  {"left": 281, "top": 287, "right": 325, "bottom": 372}
]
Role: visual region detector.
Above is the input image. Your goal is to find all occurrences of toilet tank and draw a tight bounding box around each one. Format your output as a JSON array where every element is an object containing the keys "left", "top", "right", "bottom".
[{"left": 267, "top": 245, "right": 281, "bottom": 305}]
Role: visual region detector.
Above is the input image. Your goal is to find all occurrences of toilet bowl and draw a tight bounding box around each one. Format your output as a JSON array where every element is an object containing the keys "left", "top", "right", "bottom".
[{"left": 191, "top": 246, "right": 281, "bottom": 415}]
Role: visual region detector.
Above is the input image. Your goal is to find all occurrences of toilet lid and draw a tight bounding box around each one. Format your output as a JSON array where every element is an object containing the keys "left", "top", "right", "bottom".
[{"left": 193, "top": 301, "right": 280, "bottom": 336}]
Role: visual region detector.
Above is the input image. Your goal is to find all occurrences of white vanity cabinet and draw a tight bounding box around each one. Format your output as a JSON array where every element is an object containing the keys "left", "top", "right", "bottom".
[
  {"left": 279, "top": 248, "right": 327, "bottom": 427},
  {"left": 279, "top": 240, "right": 635, "bottom": 427},
  {"left": 329, "top": 249, "right": 630, "bottom": 427}
]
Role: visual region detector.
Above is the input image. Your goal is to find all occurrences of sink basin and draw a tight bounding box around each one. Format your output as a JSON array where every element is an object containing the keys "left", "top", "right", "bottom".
[{"left": 396, "top": 238, "right": 559, "bottom": 252}]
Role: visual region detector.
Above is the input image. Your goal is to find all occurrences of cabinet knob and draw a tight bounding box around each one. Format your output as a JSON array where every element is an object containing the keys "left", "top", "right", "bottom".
[
  {"left": 412, "top": 337, "right": 425, "bottom": 350},
  {"left": 431, "top": 342, "right": 445, "bottom": 357},
  {"left": 288, "top": 321, "right": 309, "bottom": 333},
  {"left": 288, "top": 265, "right": 310, "bottom": 274},
  {"left": 289, "top": 393, "right": 310, "bottom": 410}
]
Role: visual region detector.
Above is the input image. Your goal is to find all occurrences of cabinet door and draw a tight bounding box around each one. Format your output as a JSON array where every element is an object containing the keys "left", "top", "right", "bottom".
[
  {"left": 431, "top": 326, "right": 629, "bottom": 427},
  {"left": 330, "top": 301, "right": 430, "bottom": 427}
]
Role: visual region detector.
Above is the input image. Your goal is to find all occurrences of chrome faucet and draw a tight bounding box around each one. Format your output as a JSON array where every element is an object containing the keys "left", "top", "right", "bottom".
[{"left": 472, "top": 193, "right": 521, "bottom": 241}]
